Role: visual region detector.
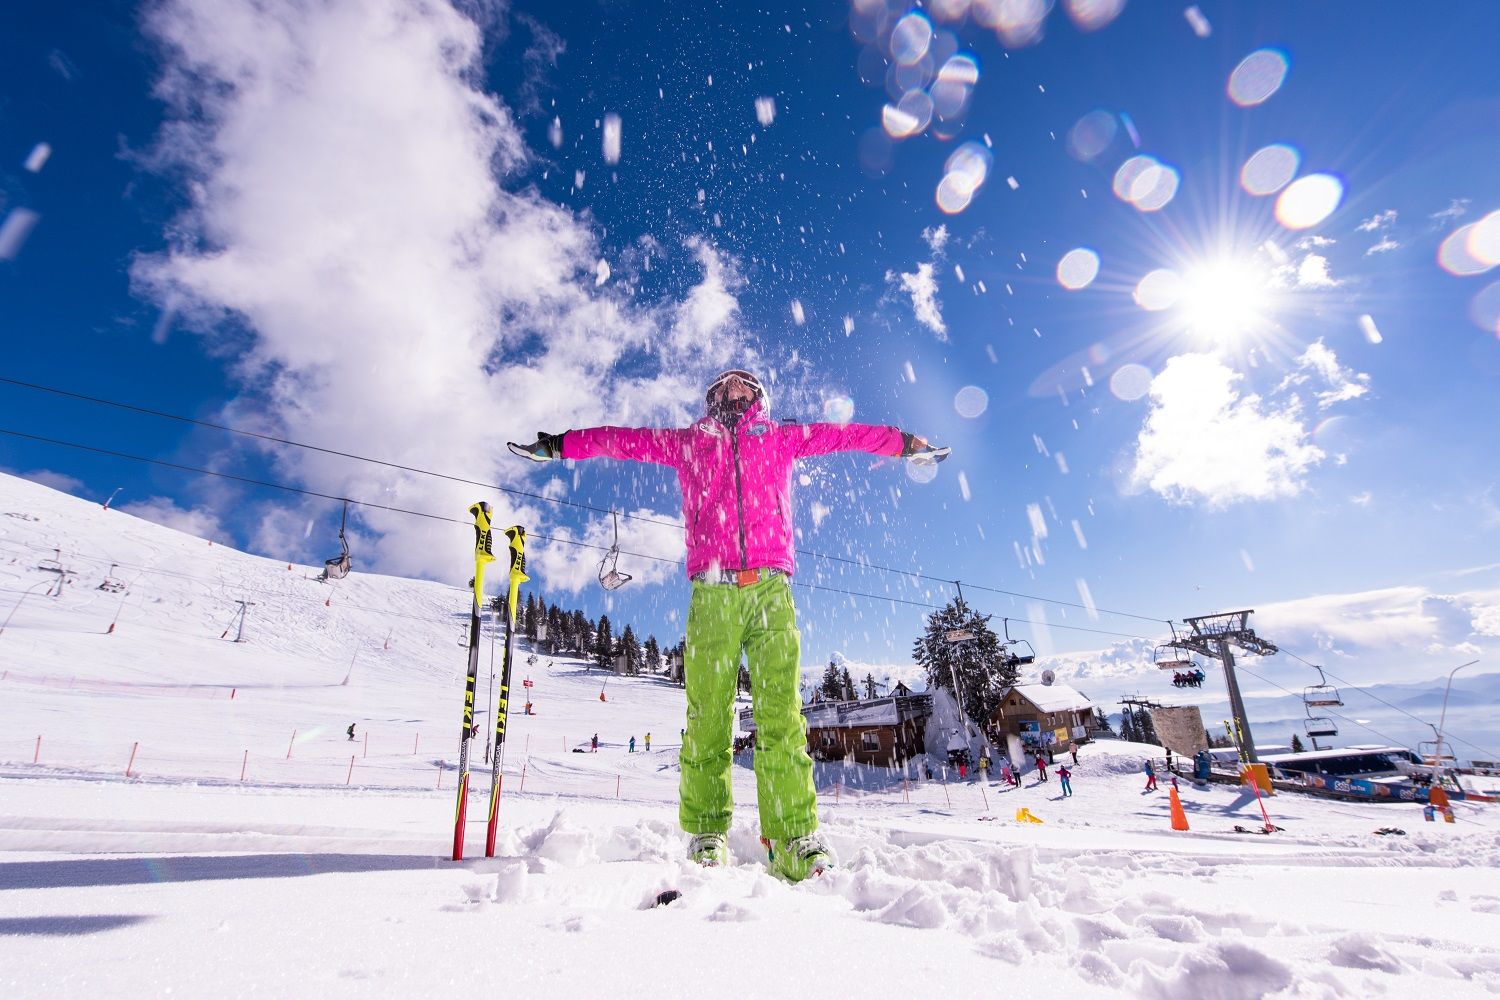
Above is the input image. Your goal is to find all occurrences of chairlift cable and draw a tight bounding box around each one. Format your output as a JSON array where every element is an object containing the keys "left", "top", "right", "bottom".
[
  {"left": 0, "top": 426, "right": 1162, "bottom": 640},
  {"left": 0, "top": 378, "right": 1168, "bottom": 625}
]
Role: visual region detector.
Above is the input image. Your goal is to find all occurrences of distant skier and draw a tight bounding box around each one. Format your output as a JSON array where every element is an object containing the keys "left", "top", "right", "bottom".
[
  {"left": 347, "top": 723, "right": 356, "bottom": 742},
  {"left": 644, "top": 732, "right": 652, "bottom": 752},
  {"left": 1057, "top": 764, "right": 1073, "bottom": 797},
  {"left": 1035, "top": 754, "right": 1048, "bottom": 784},
  {"left": 629, "top": 736, "right": 637, "bottom": 753},
  {"left": 977, "top": 751, "right": 991, "bottom": 781},
  {"left": 591, "top": 733, "right": 599, "bottom": 753},
  {"left": 1069, "top": 741, "right": 1079, "bottom": 766},
  {"left": 510, "top": 368, "right": 947, "bottom": 881},
  {"left": 1143, "top": 757, "right": 1158, "bottom": 792},
  {"left": 1000, "top": 760, "right": 1014, "bottom": 787}
]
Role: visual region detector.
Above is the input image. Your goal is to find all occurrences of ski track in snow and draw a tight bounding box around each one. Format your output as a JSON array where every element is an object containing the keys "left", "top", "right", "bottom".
[{"left": 3, "top": 473, "right": 1500, "bottom": 998}]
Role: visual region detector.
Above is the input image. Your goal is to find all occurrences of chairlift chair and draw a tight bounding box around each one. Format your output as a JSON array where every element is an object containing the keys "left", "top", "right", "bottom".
[
  {"left": 97, "top": 563, "right": 126, "bottom": 593},
  {"left": 597, "top": 510, "right": 632, "bottom": 591},
  {"left": 1304, "top": 717, "right": 1338, "bottom": 744},
  {"left": 1001, "top": 619, "right": 1036, "bottom": 665},
  {"left": 319, "top": 501, "right": 353, "bottom": 582},
  {"left": 1154, "top": 643, "right": 1195, "bottom": 670},
  {"left": 1302, "top": 665, "right": 1343, "bottom": 708}
]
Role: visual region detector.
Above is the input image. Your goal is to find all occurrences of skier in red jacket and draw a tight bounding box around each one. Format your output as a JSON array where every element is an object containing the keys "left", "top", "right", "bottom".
[{"left": 511, "top": 369, "right": 947, "bottom": 880}]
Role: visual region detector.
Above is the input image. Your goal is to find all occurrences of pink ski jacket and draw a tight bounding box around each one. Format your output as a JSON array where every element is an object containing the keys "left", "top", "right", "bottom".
[{"left": 562, "top": 400, "right": 903, "bottom": 579}]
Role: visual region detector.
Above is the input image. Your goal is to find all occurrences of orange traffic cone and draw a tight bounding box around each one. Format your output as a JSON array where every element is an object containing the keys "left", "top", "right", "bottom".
[{"left": 1169, "top": 785, "right": 1190, "bottom": 831}]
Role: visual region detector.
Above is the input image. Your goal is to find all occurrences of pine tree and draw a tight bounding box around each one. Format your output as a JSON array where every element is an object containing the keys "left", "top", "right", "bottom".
[
  {"left": 619, "top": 624, "right": 642, "bottom": 676},
  {"left": 571, "top": 610, "right": 590, "bottom": 656},
  {"left": 594, "top": 614, "right": 614, "bottom": 671},
  {"left": 818, "top": 662, "right": 843, "bottom": 700},
  {"left": 737, "top": 661, "right": 751, "bottom": 694},
  {"left": 547, "top": 604, "right": 563, "bottom": 653},
  {"left": 863, "top": 672, "right": 880, "bottom": 699},
  {"left": 840, "top": 667, "right": 855, "bottom": 701},
  {"left": 1093, "top": 707, "right": 1114, "bottom": 736},
  {"left": 1290, "top": 732, "right": 1305, "bottom": 753},
  {"left": 1137, "top": 706, "right": 1160, "bottom": 745},
  {"left": 643, "top": 635, "right": 661, "bottom": 675},
  {"left": 1119, "top": 707, "right": 1138, "bottom": 743},
  {"left": 524, "top": 593, "right": 539, "bottom": 641},
  {"left": 912, "top": 598, "right": 1016, "bottom": 731}
]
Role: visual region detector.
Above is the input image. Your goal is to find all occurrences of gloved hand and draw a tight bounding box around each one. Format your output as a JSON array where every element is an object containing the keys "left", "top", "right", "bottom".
[
  {"left": 507, "top": 431, "right": 565, "bottom": 462},
  {"left": 901, "top": 431, "right": 951, "bottom": 465}
]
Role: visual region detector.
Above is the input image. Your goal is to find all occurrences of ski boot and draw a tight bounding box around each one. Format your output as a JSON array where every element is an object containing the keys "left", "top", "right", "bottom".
[
  {"left": 761, "top": 833, "right": 832, "bottom": 883},
  {"left": 688, "top": 833, "right": 729, "bottom": 867}
]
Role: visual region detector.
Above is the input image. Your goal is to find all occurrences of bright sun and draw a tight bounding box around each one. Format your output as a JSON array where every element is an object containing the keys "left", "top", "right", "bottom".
[{"left": 1177, "top": 259, "right": 1274, "bottom": 341}]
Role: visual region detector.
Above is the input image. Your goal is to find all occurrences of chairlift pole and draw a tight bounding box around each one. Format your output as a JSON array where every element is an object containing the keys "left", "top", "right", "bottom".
[
  {"left": 234, "top": 601, "right": 257, "bottom": 643},
  {"left": 1436, "top": 659, "right": 1480, "bottom": 783}
]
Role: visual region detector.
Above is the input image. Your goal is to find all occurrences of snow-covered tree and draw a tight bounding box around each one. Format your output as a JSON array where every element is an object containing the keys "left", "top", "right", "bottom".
[
  {"left": 912, "top": 598, "right": 1017, "bottom": 731},
  {"left": 818, "top": 662, "right": 843, "bottom": 700},
  {"left": 643, "top": 635, "right": 661, "bottom": 675},
  {"left": 619, "top": 624, "right": 642, "bottom": 675},
  {"left": 594, "top": 615, "right": 613, "bottom": 671},
  {"left": 1290, "top": 732, "right": 1305, "bottom": 754}
]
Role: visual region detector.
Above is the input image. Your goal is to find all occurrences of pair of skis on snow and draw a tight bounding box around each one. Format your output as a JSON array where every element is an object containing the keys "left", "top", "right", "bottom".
[{"left": 451, "top": 501, "right": 528, "bottom": 861}]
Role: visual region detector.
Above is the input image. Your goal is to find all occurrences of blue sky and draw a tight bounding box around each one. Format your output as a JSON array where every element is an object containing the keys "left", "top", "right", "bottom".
[{"left": 3, "top": 1, "right": 1499, "bottom": 707}]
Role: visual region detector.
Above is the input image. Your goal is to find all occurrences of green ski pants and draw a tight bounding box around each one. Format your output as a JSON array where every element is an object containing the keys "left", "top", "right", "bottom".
[{"left": 679, "top": 574, "right": 815, "bottom": 841}]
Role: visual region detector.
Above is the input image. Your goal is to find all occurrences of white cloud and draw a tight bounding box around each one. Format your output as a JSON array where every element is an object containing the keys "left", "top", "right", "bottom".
[
  {"left": 889, "top": 261, "right": 948, "bottom": 339},
  {"left": 1295, "top": 235, "right": 1335, "bottom": 249},
  {"left": 1356, "top": 209, "right": 1397, "bottom": 232},
  {"left": 1128, "top": 353, "right": 1325, "bottom": 506},
  {"left": 1364, "top": 237, "right": 1401, "bottom": 256},
  {"left": 120, "top": 496, "right": 227, "bottom": 543},
  {"left": 1430, "top": 198, "right": 1470, "bottom": 223},
  {"left": 129, "top": 0, "right": 750, "bottom": 583},
  {"left": 1280, "top": 339, "right": 1370, "bottom": 409},
  {"left": 9, "top": 468, "right": 85, "bottom": 495},
  {"left": 1296, "top": 253, "right": 1339, "bottom": 288},
  {"left": 922, "top": 224, "right": 950, "bottom": 253}
]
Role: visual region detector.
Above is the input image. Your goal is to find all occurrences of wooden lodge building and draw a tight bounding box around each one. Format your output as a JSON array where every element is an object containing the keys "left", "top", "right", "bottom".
[
  {"left": 987, "top": 682, "right": 1096, "bottom": 750},
  {"left": 738, "top": 685, "right": 933, "bottom": 766}
]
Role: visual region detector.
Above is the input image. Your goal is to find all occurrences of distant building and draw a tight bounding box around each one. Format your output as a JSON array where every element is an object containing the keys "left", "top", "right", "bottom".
[
  {"left": 739, "top": 692, "right": 933, "bottom": 766},
  {"left": 988, "top": 683, "right": 1096, "bottom": 750}
]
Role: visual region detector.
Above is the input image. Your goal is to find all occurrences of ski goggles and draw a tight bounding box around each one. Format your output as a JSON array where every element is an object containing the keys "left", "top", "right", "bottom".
[{"left": 704, "top": 369, "right": 767, "bottom": 405}]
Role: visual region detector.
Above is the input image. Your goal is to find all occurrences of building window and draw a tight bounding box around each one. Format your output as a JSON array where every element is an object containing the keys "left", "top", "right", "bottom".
[
  {"left": 860, "top": 732, "right": 880, "bottom": 752},
  {"left": 819, "top": 732, "right": 836, "bottom": 748}
]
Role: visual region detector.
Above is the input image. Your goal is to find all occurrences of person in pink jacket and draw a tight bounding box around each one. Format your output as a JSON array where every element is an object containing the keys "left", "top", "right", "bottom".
[{"left": 510, "top": 369, "right": 947, "bottom": 880}]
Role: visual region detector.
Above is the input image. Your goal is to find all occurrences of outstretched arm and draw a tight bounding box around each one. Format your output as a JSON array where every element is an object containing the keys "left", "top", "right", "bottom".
[
  {"left": 788, "top": 423, "right": 950, "bottom": 464},
  {"left": 508, "top": 427, "right": 683, "bottom": 467}
]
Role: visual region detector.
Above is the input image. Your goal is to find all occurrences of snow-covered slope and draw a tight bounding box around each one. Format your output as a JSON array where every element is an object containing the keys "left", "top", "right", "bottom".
[{"left": 3, "top": 472, "right": 1500, "bottom": 999}]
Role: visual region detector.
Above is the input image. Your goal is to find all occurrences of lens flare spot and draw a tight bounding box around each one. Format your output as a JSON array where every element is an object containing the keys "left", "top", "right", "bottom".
[
  {"left": 1133, "top": 268, "right": 1184, "bottom": 311},
  {"left": 905, "top": 458, "right": 939, "bottom": 484},
  {"left": 890, "top": 13, "right": 935, "bottom": 64},
  {"left": 1437, "top": 223, "right": 1490, "bottom": 276},
  {"left": 1228, "top": 48, "right": 1290, "bottom": 107},
  {"left": 1063, "top": 0, "right": 1126, "bottom": 32},
  {"left": 1109, "top": 363, "right": 1153, "bottom": 401},
  {"left": 1112, "top": 155, "right": 1179, "bottom": 212},
  {"left": 1066, "top": 110, "right": 1118, "bottom": 162},
  {"left": 822, "top": 395, "right": 855, "bottom": 423},
  {"left": 601, "top": 113, "right": 622, "bottom": 164},
  {"left": 1239, "top": 143, "right": 1300, "bottom": 196},
  {"left": 1056, "top": 248, "right": 1101, "bottom": 290},
  {"left": 1471, "top": 281, "right": 1500, "bottom": 337},
  {"left": 883, "top": 90, "right": 934, "bottom": 139},
  {"left": 754, "top": 97, "right": 777, "bottom": 127},
  {"left": 954, "top": 385, "right": 989, "bottom": 417},
  {"left": 1467, "top": 210, "right": 1500, "bottom": 267},
  {"left": 1275, "top": 173, "right": 1343, "bottom": 230}
]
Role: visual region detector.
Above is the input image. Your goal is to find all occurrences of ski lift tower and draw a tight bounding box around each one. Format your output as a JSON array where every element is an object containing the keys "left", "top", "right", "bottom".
[{"left": 1166, "top": 611, "right": 1278, "bottom": 766}]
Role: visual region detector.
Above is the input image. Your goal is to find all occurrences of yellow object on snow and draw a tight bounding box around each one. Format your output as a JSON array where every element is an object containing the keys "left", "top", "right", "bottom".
[{"left": 1014, "top": 807, "right": 1043, "bottom": 824}]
